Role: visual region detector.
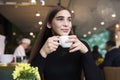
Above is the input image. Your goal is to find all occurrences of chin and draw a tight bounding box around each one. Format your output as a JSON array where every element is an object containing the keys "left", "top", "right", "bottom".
[{"left": 60, "top": 33, "right": 69, "bottom": 36}]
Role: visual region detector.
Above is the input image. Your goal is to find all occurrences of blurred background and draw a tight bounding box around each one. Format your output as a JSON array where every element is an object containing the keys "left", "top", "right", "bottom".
[{"left": 0, "top": 0, "right": 120, "bottom": 57}]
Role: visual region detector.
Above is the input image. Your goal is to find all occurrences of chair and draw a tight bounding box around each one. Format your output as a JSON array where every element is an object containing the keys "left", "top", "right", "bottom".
[{"left": 103, "top": 67, "right": 120, "bottom": 80}]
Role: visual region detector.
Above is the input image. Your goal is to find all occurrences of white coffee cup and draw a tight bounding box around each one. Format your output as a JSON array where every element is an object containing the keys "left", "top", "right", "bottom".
[{"left": 59, "top": 35, "right": 72, "bottom": 48}]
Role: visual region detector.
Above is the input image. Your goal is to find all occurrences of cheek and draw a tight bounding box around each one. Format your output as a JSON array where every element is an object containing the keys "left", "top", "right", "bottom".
[
  {"left": 52, "top": 22, "right": 61, "bottom": 30},
  {"left": 69, "top": 25, "right": 72, "bottom": 29},
  {"left": 52, "top": 23, "right": 59, "bottom": 31},
  {"left": 68, "top": 25, "right": 72, "bottom": 32},
  {"left": 53, "top": 27, "right": 61, "bottom": 34}
]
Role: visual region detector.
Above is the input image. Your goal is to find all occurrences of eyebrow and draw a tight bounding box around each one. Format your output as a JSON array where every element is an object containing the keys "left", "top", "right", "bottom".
[{"left": 55, "top": 16, "right": 72, "bottom": 19}]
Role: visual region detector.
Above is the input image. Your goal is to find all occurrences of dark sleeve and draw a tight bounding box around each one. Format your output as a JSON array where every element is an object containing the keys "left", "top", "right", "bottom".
[
  {"left": 82, "top": 52, "right": 104, "bottom": 80},
  {"left": 80, "top": 40, "right": 104, "bottom": 80},
  {"left": 31, "top": 53, "right": 46, "bottom": 75}
]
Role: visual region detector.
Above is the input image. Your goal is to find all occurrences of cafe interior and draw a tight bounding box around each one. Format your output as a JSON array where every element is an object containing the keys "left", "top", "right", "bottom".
[{"left": 0, "top": 0, "right": 120, "bottom": 80}]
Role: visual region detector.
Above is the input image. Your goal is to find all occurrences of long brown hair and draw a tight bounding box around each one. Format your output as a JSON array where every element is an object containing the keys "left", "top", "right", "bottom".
[{"left": 29, "top": 6, "right": 74, "bottom": 62}]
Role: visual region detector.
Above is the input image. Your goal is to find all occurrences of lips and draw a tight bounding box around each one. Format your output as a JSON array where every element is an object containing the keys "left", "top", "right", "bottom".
[{"left": 61, "top": 29, "right": 69, "bottom": 32}]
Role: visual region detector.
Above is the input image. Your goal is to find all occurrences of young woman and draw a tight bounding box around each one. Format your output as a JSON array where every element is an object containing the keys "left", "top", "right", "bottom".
[{"left": 29, "top": 6, "right": 104, "bottom": 80}]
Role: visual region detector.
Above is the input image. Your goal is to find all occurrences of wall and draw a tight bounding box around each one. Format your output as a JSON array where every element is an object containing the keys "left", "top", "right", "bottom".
[{"left": 82, "top": 30, "right": 110, "bottom": 57}]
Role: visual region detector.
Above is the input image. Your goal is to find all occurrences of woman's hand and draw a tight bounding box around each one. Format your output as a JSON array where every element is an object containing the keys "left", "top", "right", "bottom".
[
  {"left": 40, "top": 36, "right": 59, "bottom": 58},
  {"left": 68, "top": 35, "right": 88, "bottom": 54}
]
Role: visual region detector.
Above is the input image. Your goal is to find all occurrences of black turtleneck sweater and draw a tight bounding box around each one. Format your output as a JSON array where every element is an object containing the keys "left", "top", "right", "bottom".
[{"left": 31, "top": 46, "right": 103, "bottom": 80}]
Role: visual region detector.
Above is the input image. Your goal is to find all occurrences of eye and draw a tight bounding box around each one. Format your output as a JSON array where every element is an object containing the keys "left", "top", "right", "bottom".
[
  {"left": 57, "top": 18, "right": 64, "bottom": 20},
  {"left": 56, "top": 17, "right": 64, "bottom": 21},
  {"left": 68, "top": 17, "right": 72, "bottom": 22},
  {"left": 68, "top": 18, "right": 72, "bottom": 21}
]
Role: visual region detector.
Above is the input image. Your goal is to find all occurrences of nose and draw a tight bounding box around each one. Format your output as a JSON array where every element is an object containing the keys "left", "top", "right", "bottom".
[{"left": 63, "top": 20, "right": 69, "bottom": 27}]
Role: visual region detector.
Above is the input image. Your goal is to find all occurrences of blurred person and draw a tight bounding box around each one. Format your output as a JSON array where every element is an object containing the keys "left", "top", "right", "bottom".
[
  {"left": 91, "top": 45, "right": 102, "bottom": 64},
  {"left": 13, "top": 38, "right": 31, "bottom": 62},
  {"left": 99, "top": 40, "right": 120, "bottom": 69},
  {"left": 29, "top": 6, "right": 104, "bottom": 80}
]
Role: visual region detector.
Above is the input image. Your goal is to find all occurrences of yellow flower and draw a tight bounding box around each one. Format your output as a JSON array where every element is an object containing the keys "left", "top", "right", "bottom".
[
  {"left": 12, "top": 63, "right": 41, "bottom": 80},
  {"left": 97, "top": 58, "right": 104, "bottom": 63}
]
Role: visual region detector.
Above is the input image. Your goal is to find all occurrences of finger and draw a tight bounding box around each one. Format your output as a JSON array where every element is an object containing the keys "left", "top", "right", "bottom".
[
  {"left": 52, "top": 36, "right": 59, "bottom": 41},
  {"left": 52, "top": 46, "right": 59, "bottom": 52},
  {"left": 65, "top": 38, "right": 74, "bottom": 43},
  {"left": 69, "top": 35, "right": 77, "bottom": 40},
  {"left": 48, "top": 42, "right": 59, "bottom": 52},
  {"left": 69, "top": 47, "right": 80, "bottom": 53},
  {"left": 47, "top": 37, "right": 59, "bottom": 47},
  {"left": 52, "top": 43, "right": 59, "bottom": 49},
  {"left": 52, "top": 48, "right": 57, "bottom": 52},
  {"left": 49, "top": 45, "right": 58, "bottom": 52},
  {"left": 52, "top": 41, "right": 60, "bottom": 46},
  {"left": 66, "top": 35, "right": 78, "bottom": 43},
  {"left": 48, "top": 36, "right": 59, "bottom": 43},
  {"left": 70, "top": 41, "right": 80, "bottom": 49}
]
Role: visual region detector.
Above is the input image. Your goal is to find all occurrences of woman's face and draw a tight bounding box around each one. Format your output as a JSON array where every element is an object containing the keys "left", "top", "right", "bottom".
[{"left": 49, "top": 10, "right": 72, "bottom": 36}]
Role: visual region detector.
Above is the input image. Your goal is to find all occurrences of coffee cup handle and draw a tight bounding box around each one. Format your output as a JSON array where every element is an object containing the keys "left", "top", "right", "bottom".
[{"left": 58, "top": 39, "right": 61, "bottom": 46}]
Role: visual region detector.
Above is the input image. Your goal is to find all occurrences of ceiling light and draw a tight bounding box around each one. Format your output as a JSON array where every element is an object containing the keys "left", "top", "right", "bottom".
[
  {"left": 36, "top": 12, "right": 40, "bottom": 17},
  {"left": 71, "top": 10, "right": 74, "bottom": 13},
  {"left": 31, "top": 0, "right": 36, "bottom": 4},
  {"left": 115, "top": 34, "right": 118, "bottom": 39},
  {"left": 13, "top": 32, "right": 16, "bottom": 36},
  {"left": 93, "top": 27, "right": 97, "bottom": 31},
  {"left": 100, "top": 22, "right": 105, "bottom": 25},
  {"left": 83, "top": 34, "right": 87, "bottom": 37},
  {"left": 5, "top": 2, "right": 16, "bottom": 5},
  {"left": 38, "top": 21, "right": 42, "bottom": 25},
  {"left": 40, "top": 0, "right": 45, "bottom": 6},
  {"left": 32, "top": 35, "right": 36, "bottom": 38},
  {"left": 116, "top": 24, "right": 119, "bottom": 28},
  {"left": 21, "top": 2, "right": 31, "bottom": 5},
  {"left": 29, "top": 32, "right": 34, "bottom": 36},
  {"left": 111, "top": 13, "right": 116, "bottom": 18},
  {"left": 88, "top": 31, "right": 91, "bottom": 35}
]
